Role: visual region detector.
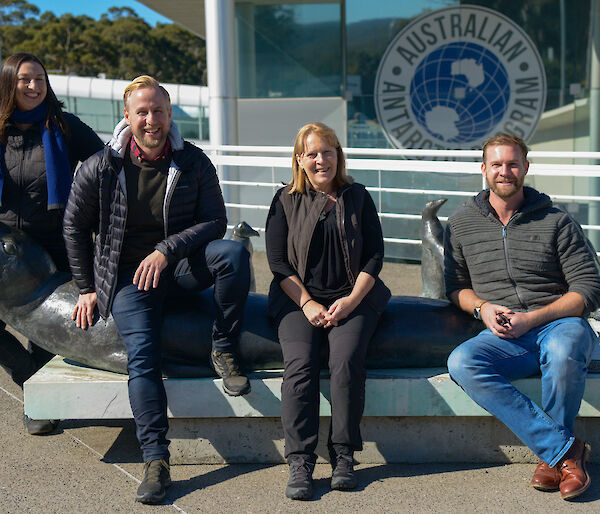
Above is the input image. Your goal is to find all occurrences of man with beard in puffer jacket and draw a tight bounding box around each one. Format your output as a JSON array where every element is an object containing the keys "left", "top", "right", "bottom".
[{"left": 63, "top": 75, "right": 251, "bottom": 504}]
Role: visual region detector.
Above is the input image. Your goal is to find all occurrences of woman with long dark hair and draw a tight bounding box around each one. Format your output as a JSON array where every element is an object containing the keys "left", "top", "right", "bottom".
[
  {"left": 266, "top": 122, "right": 390, "bottom": 500},
  {"left": 0, "top": 52, "right": 103, "bottom": 433}
]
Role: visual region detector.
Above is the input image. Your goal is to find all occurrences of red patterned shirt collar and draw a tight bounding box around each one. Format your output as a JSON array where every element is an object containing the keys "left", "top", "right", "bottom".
[{"left": 130, "top": 136, "right": 172, "bottom": 162}]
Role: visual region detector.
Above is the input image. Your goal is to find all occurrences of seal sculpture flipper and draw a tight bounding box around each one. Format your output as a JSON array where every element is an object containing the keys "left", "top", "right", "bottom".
[{"left": 421, "top": 198, "right": 447, "bottom": 299}]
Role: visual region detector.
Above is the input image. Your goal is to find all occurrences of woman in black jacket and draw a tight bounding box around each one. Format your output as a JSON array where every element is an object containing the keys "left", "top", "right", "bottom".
[
  {"left": 266, "top": 122, "right": 390, "bottom": 500},
  {"left": 0, "top": 52, "right": 103, "bottom": 433}
]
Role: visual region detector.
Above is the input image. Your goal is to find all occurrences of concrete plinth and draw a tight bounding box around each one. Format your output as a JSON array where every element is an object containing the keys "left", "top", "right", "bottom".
[
  {"left": 24, "top": 357, "right": 600, "bottom": 464},
  {"left": 168, "top": 416, "right": 600, "bottom": 464}
]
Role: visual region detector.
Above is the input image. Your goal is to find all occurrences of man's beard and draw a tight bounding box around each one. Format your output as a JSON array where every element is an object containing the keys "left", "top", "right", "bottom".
[
  {"left": 132, "top": 126, "right": 167, "bottom": 151},
  {"left": 488, "top": 176, "right": 524, "bottom": 199}
]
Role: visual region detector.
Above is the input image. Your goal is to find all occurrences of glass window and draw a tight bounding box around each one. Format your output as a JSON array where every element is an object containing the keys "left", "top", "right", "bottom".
[{"left": 236, "top": 2, "right": 343, "bottom": 98}]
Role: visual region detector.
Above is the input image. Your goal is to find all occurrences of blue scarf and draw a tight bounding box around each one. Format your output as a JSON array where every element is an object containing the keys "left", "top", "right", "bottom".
[{"left": 0, "top": 102, "right": 71, "bottom": 210}]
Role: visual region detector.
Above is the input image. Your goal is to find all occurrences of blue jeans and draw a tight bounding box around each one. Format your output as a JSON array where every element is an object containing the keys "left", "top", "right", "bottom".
[
  {"left": 447, "top": 317, "right": 596, "bottom": 466},
  {"left": 111, "top": 240, "right": 250, "bottom": 462}
]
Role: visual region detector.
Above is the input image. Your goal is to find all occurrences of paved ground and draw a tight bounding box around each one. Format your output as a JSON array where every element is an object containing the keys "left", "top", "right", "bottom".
[{"left": 2, "top": 256, "right": 600, "bottom": 511}]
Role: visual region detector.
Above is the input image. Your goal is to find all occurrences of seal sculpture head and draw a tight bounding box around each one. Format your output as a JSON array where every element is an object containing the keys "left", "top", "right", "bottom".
[
  {"left": 231, "top": 221, "right": 260, "bottom": 292},
  {"left": 0, "top": 223, "right": 57, "bottom": 307},
  {"left": 231, "top": 221, "right": 259, "bottom": 245},
  {"left": 420, "top": 198, "right": 447, "bottom": 299}
]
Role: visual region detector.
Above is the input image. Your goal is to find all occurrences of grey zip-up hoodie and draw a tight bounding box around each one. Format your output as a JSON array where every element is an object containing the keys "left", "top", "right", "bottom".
[{"left": 444, "top": 186, "right": 600, "bottom": 315}]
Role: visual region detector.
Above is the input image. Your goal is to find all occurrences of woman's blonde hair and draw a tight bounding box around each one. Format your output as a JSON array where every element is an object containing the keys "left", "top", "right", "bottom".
[{"left": 289, "top": 122, "right": 350, "bottom": 194}]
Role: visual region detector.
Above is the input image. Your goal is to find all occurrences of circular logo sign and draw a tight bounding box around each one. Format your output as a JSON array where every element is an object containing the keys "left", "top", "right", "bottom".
[{"left": 374, "top": 5, "right": 546, "bottom": 149}]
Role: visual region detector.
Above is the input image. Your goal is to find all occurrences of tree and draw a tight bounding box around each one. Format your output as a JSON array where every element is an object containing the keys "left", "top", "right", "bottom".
[
  {"left": 150, "top": 23, "right": 206, "bottom": 84},
  {"left": 102, "top": 6, "right": 139, "bottom": 21},
  {"left": 0, "top": 0, "right": 39, "bottom": 60},
  {"left": 0, "top": 0, "right": 38, "bottom": 24},
  {"left": 0, "top": 4, "right": 207, "bottom": 85}
]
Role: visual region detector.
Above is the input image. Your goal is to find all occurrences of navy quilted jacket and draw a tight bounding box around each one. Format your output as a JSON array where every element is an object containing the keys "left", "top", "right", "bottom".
[{"left": 63, "top": 121, "right": 227, "bottom": 319}]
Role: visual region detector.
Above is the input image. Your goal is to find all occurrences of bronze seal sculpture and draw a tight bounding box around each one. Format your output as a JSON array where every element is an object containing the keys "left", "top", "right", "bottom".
[{"left": 0, "top": 215, "right": 483, "bottom": 377}]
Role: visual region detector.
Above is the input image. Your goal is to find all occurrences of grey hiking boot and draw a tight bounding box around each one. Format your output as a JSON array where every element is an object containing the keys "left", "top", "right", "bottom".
[
  {"left": 286, "top": 455, "right": 315, "bottom": 500},
  {"left": 136, "top": 459, "right": 172, "bottom": 504},
  {"left": 23, "top": 414, "right": 59, "bottom": 435},
  {"left": 211, "top": 350, "right": 251, "bottom": 396},
  {"left": 330, "top": 451, "right": 357, "bottom": 490}
]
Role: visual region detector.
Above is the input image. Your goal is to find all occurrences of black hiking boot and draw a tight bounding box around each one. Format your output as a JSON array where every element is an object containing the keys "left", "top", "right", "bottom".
[
  {"left": 330, "top": 449, "right": 357, "bottom": 490},
  {"left": 286, "top": 454, "right": 315, "bottom": 500},
  {"left": 136, "top": 459, "right": 172, "bottom": 504},
  {"left": 211, "top": 350, "right": 251, "bottom": 396}
]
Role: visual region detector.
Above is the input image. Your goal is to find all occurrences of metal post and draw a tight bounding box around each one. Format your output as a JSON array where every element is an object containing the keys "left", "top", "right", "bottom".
[
  {"left": 204, "top": 0, "right": 239, "bottom": 218},
  {"left": 589, "top": 0, "right": 600, "bottom": 247},
  {"left": 205, "top": 0, "right": 238, "bottom": 149},
  {"left": 560, "top": 0, "right": 566, "bottom": 107}
]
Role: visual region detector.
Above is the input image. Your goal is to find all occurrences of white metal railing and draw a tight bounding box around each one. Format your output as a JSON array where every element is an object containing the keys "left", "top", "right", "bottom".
[{"left": 202, "top": 145, "right": 600, "bottom": 257}]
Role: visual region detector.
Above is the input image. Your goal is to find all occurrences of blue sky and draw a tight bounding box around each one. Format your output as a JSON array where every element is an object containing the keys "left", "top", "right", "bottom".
[
  {"left": 28, "top": 1, "right": 170, "bottom": 25},
  {"left": 28, "top": 1, "right": 447, "bottom": 26}
]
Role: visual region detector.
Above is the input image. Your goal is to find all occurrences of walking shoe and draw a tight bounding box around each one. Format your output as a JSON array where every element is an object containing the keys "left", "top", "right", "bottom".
[
  {"left": 330, "top": 452, "right": 357, "bottom": 490},
  {"left": 530, "top": 460, "right": 561, "bottom": 491},
  {"left": 23, "top": 414, "right": 59, "bottom": 435},
  {"left": 286, "top": 455, "right": 315, "bottom": 500},
  {"left": 558, "top": 439, "right": 591, "bottom": 500},
  {"left": 136, "top": 459, "right": 172, "bottom": 504},
  {"left": 211, "top": 350, "right": 251, "bottom": 396}
]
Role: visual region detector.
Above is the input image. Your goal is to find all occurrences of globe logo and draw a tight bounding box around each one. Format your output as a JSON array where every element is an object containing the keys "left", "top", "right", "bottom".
[
  {"left": 410, "top": 42, "right": 510, "bottom": 144},
  {"left": 374, "top": 5, "right": 546, "bottom": 150}
]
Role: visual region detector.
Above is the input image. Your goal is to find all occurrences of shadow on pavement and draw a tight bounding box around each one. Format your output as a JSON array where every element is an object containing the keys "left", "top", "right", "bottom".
[{"left": 167, "top": 463, "right": 278, "bottom": 501}]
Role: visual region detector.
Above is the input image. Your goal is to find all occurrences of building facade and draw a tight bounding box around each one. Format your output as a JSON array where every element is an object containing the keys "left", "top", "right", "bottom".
[{"left": 137, "top": 0, "right": 598, "bottom": 153}]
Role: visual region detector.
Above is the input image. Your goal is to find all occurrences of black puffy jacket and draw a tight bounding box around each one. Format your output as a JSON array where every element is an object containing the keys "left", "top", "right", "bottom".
[
  {"left": 63, "top": 122, "right": 227, "bottom": 319},
  {"left": 0, "top": 112, "right": 103, "bottom": 269}
]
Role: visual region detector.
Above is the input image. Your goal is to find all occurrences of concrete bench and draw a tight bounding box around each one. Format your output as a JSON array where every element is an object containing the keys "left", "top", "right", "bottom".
[{"left": 24, "top": 356, "right": 600, "bottom": 464}]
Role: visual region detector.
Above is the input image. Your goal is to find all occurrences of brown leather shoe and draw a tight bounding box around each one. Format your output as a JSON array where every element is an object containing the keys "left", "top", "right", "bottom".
[
  {"left": 530, "top": 460, "right": 561, "bottom": 491},
  {"left": 558, "top": 438, "right": 591, "bottom": 500}
]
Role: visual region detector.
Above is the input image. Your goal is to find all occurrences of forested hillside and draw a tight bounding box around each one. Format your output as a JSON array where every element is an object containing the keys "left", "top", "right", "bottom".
[{"left": 0, "top": 1, "right": 207, "bottom": 84}]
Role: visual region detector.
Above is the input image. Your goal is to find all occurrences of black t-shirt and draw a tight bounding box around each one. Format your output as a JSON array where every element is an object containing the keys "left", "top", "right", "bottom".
[
  {"left": 303, "top": 207, "right": 352, "bottom": 300},
  {"left": 119, "top": 148, "right": 169, "bottom": 269}
]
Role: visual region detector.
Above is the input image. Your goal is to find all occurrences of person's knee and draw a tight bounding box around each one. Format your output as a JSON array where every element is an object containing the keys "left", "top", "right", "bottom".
[
  {"left": 447, "top": 343, "right": 476, "bottom": 385},
  {"left": 329, "top": 351, "right": 364, "bottom": 385},
  {"left": 543, "top": 318, "right": 594, "bottom": 368},
  {"left": 126, "top": 351, "right": 162, "bottom": 380},
  {"left": 127, "top": 363, "right": 161, "bottom": 382},
  {"left": 210, "top": 240, "right": 250, "bottom": 271},
  {"left": 282, "top": 364, "right": 318, "bottom": 397}
]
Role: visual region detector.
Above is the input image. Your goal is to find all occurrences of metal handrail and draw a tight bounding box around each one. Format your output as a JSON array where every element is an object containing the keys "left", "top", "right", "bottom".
[{"left": 208, "top": 145, "right": 600, "bottom": 253}]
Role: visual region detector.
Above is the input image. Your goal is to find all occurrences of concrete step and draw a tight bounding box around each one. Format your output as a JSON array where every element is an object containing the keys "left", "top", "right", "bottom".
[{"left": 23, "top": 356, "right": 600, "bottom": 464}]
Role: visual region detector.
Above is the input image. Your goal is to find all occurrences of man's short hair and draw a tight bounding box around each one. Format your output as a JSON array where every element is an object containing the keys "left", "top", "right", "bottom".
[
  {"left": 123, "top": 75, "right": 170, "bottom": 107},
  {"left": 482, "top": 133, "right": 528, "bottom": 163}
]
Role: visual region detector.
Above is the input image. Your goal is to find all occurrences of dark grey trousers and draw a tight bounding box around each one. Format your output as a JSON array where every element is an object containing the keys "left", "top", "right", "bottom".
[{"left": 275, "top": 297, "right": 380, "bottom": 460}]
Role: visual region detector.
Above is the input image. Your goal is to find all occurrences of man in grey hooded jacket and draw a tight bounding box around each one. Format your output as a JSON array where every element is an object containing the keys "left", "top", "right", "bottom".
[{"left": 445, "top": 133, "right": 600, "bottom": 501}]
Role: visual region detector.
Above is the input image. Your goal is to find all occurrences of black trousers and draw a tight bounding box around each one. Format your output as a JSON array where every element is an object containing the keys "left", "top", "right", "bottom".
[
  {"left": 0, "top": 241, "right": 67, "bottom": 387},
  {"left": 111, "top": 240, "right": 250, "bottom": 462},
  {"left": 275, "top": 297, "right": 380, "bottom": 460},
  {"left": 0, "top": 321, "right": 53, "bottom": 387}
]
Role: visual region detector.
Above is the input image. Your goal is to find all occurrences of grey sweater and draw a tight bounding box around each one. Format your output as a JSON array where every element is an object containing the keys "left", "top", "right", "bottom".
[{"left": 444, "top": 187, "right": 600, "bottom": 315}]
